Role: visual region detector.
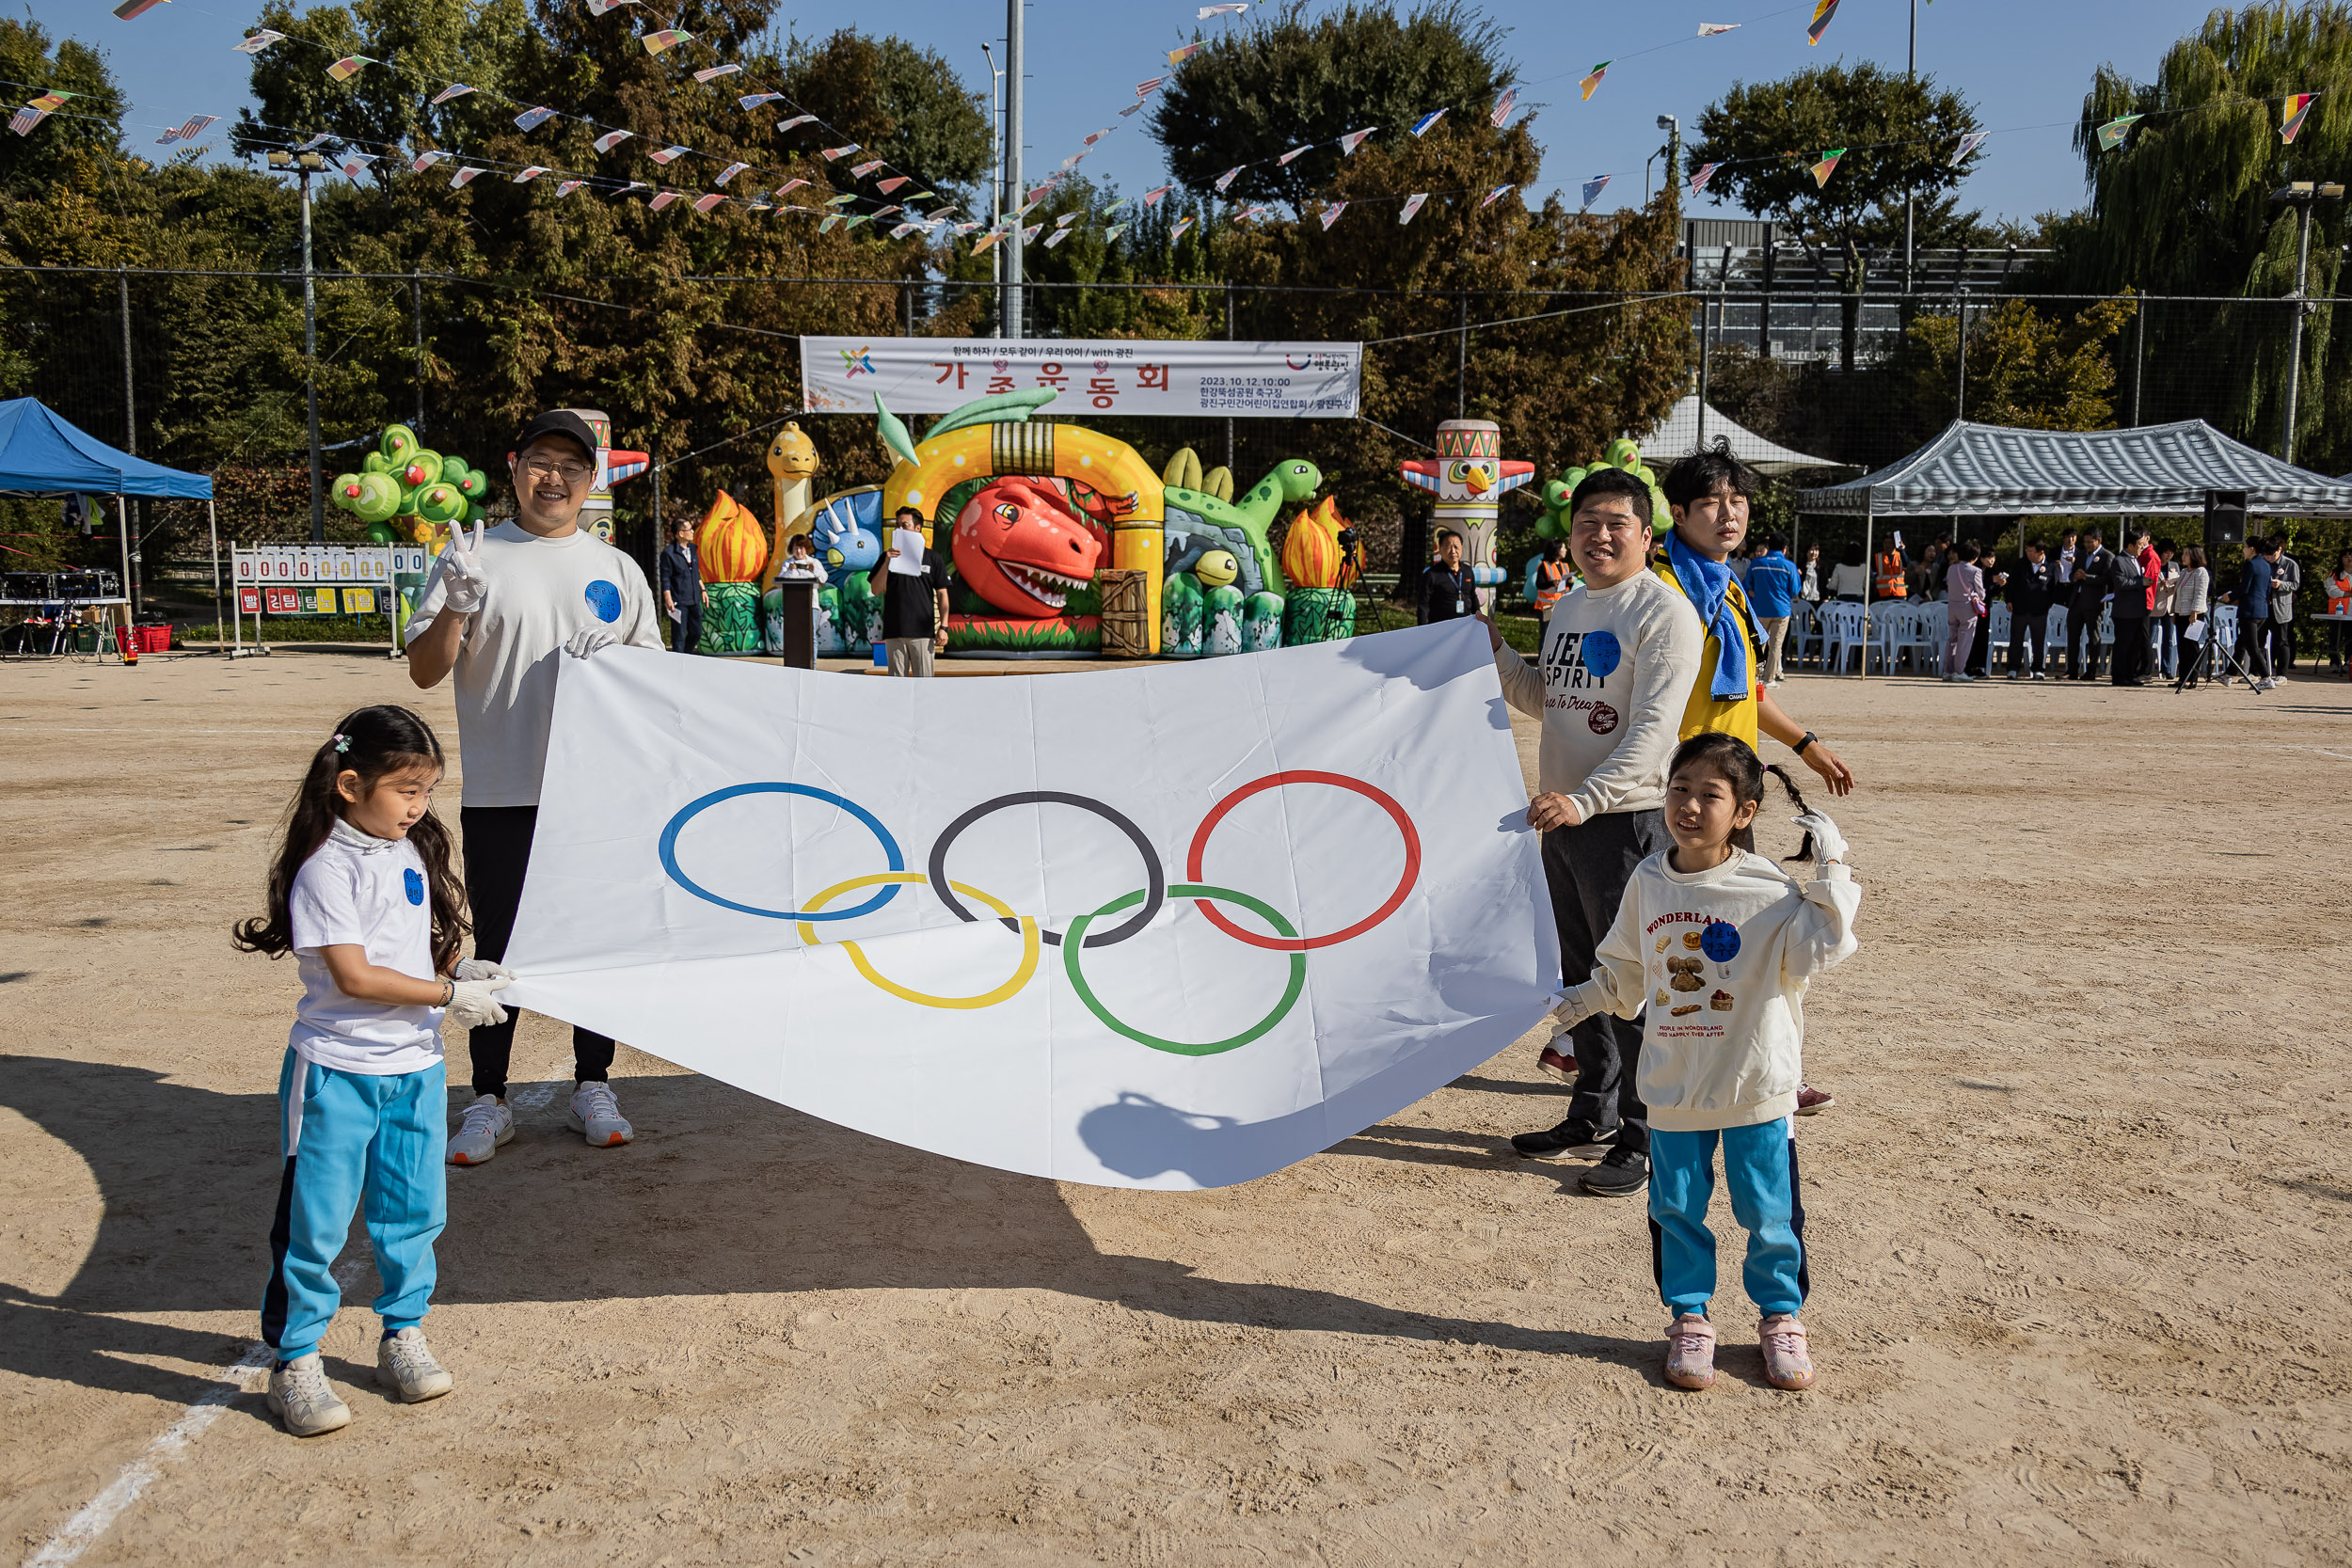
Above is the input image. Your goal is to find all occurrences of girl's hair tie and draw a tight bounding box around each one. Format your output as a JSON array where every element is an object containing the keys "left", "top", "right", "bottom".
[{"left": 332, "top": 733, "right": 350, "bottom": 754}]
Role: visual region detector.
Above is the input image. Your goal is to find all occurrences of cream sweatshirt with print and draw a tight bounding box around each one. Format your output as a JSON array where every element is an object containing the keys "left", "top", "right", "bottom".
[{"left": 1558, "top": 847, "right": 1861, "bottom": 1132}]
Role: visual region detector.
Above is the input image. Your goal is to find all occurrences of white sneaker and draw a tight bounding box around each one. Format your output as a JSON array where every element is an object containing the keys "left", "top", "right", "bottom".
[
  {"left": 567, "top": 1081, "right": 633, "bottom": 1147},
  {"left": 376, "top": 1326, "right": 454, "bottom": 1402},
  {"left": 446, "top": 1094, "right": 513, "bottom": 1165},
  {"left": 2258, "top": 677, "right": 2281, "bottom": 690},
  {"left": 267, "top": 1353, "right": 352, "bottom": 1436}
]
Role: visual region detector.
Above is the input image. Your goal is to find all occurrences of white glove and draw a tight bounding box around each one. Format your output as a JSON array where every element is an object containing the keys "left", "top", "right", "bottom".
[
  {"left": 564, "top": 625, "right": 618, "bottom": 659},
  {"left": 1791, "top": 812, "right": 1849, "bottom": 867},
  {"left": 445, "top": 975, "right": 511, "bottom": 1029},
  {"left": 454, "top": 958, "right": 514, "bottom": 983},
  {"left": 1546, "top": 988, "right": 1596, "bottom": 1027},
  {"left": 435, "top": 519, "right": 488, "bottom": 615}
]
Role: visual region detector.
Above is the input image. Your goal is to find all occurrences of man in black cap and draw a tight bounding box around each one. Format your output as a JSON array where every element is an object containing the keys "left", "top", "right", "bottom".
[{"left": 405, "top": 409, "right": 665, "bottom": 1167}]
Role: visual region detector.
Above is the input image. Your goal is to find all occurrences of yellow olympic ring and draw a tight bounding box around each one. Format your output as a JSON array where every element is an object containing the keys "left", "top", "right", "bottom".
[{"left": 794, "top": 872, "right": 1040, "bottom": 1010}]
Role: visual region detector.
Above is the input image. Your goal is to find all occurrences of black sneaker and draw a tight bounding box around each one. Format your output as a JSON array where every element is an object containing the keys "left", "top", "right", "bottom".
[
  {"left": 1580, "top": 1144, "right": 1650, "bottom": 1196},
  {"left": 1509, "top": 1117, "right": 1613, "bottom": 1161}
]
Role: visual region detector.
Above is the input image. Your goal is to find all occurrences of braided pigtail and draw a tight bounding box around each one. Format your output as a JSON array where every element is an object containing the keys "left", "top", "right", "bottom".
[{"left": 1764, "top": 764, "right": 1816, "bottom": 863}]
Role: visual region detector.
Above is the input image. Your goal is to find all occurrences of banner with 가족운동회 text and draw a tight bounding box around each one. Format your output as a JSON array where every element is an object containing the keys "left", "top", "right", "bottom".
[{"left": 799, "top": 335, "right": 1361, "bottom": 419}]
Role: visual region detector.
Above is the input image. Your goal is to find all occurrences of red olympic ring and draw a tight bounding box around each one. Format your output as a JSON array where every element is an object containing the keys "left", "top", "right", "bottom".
[{"left": 1184, "top": 770, "right": 1421, "bottom": 952}]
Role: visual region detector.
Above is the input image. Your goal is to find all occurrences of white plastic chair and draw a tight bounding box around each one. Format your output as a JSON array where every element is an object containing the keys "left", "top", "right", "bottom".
[
  {"left": 1818, "top": 601, "right": 1868, "bottom": 674},
  {"left": 1883, "top": 603, "right": 1941, "bottom": 675},
  {"left": 1785, "top": 600, "right": 1820, "bottom": 671},
  {"left": 1987, "top": 602, "right": 2011, "bottom": 672}
]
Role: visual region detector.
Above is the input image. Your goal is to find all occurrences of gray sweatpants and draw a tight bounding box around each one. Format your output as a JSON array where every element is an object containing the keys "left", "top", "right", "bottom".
[{"left": 1542, "top": 809, "right": 1667, "bottom": 1153}]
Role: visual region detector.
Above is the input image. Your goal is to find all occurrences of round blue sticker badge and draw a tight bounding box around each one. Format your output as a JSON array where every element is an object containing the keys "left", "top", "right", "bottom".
[
  {"left": 403, "top": 867, "right": 425, "bottom": 906},
  {"left": 1700, "top": 920, "right": 1740, "bottom": 962},
  {"left": 584, "top": 579, "right": 622, "bottom": 623},
  {"left": 1579, "top": 628, "right": 1622, "bottom": 679}
]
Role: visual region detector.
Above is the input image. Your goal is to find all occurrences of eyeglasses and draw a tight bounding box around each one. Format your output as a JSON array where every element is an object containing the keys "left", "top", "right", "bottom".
[{"left": 521, "top": 457, "right": 594, "bottom": 484}]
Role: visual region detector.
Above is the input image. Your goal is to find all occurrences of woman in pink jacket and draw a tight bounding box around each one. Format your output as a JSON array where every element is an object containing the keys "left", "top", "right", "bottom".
[{"left": 1944, "top": 542, "right": 1987, "bottom": 682}]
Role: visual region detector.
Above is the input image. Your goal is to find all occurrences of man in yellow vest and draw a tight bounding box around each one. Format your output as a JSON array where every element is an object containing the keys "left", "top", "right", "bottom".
[{"left": 1654, "top": 442, "right": 1858, "bottom": 1119}]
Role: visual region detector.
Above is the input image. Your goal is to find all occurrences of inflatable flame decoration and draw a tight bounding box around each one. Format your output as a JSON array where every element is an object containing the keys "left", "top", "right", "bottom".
[
  {"left": 1279, "top": 496, "right": 1360, "bottom": 590},
  {"left": 696, "top": 489, "right": 770, "bottom": 584}
]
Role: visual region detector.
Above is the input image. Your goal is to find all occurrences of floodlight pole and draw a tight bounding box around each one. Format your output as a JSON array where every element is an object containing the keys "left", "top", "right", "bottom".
[
  {"left": 1003, "top": 0, "right": 1024, "bottom": 341},
  {"left": 119, "top": 266, "right": 139, "bottom": 615},
  {"left": 2273, "top": 181, "right": 2342, "bottom": 464},
  {"left": 1902, "top": 0, "right": 1916, "bottom": 292},
  {"left": 980, "top": 42, "right": 1003, "bottom": 338}
]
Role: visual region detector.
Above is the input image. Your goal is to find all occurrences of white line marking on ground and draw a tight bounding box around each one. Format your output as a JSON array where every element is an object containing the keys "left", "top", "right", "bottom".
[
  {"left": 23, "top": 1343, "right": 273, "bottom": 1568},
  {"left": 510, "top": 1078, "right": 563, "bottom": 1111}
]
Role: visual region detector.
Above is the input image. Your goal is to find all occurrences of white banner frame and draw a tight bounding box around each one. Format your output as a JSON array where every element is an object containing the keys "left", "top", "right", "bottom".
[{"left": 800, "top": 335, "right": 1362, "bottom": 420}]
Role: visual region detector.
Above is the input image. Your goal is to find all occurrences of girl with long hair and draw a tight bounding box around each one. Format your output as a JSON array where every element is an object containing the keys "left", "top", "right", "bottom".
[{"left": 232, "top": 705, "right": 511, "bottom": 1435}]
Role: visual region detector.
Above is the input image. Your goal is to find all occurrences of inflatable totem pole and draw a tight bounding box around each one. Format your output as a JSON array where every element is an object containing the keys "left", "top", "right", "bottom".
[
  {"left": 1398, "top": 420, "right": 1535, "bottom": 612},
  {"left": 561, "top": 408, "right": 649, "bottom": 546}
]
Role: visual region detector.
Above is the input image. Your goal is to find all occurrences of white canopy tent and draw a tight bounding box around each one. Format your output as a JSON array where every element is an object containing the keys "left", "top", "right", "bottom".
[{"left": 1633, "top": 395, "right": 1849, "bottom": 474}]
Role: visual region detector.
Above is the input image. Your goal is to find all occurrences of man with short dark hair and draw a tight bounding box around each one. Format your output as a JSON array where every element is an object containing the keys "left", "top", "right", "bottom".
[
  {"left": 1418, "top": 529, "right": 1475, "bottom": 625},
  {"left": 1744, "top": 532, "right": 1803, "bottom": 686},
  {"left": 659, "top": 516, "right": 703, "bottom": 655},
  {"left": 2267, "top": 535, "right": 2301, "bottom": 678},
  {"left": 2067, "top": 528, "right": 2112, "bottom": 680},
  {"left": 868, "top": 504, "right": 948, "bottom": 676},
  {"left": 2005, "top": 539, "right": 2054, "bottom": 680},
  {"left": 2225, "top": 538, "right": 2276, "bottom": 689},
  {"left": 405, "top": 410, "right": 666, "bottom": 1164},
  {"left": 2109, "top": 528, "right": 2152, "bottom": 685},
  {"left": 1484, "top": 466, "right": 1701, "bottom": 1194}
]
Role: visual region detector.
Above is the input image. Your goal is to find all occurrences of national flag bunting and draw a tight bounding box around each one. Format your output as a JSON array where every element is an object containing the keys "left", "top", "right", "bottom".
[
  {"left": 1491, "top": 86, "right": 1518, "bottom": 125},
  {"left": 2281, "top": 93, "right": 2317, "bottom": 143},
  {"left": 1809, "top": 148, "right": 1845, "bottom": 187},
  {"left": 1136, "top": 77, "right": 1166, "bottom": 97},
  {"left": 739, "top": 91, "right": 783, "bottom": 110},
  {"left": 450, "top": 167, "right": 482, "bottom": 187},
  {"left": 850, "top": 159, "right": 883, "bottom": 177},
  {"left": 594, "top": 130, "right": 633, "bottom": 152},
  {"left": 1399, "top": 192, "right": 1428, "bottom": 225},
  {"left": 342, "top": 157, "right": 371, "bottom": 179},
  {"left": 818, "top": 214, "right": 841, "bottom": 233},
  {"left": 693, "top": 193, "right": 726, "bottom": 212},
  {"left": 1581, "top": 174, "right": 1611, "bottom": 209},
  {"left": 431, "top": 85, "right": 474, "bottom": 106},
  {"left": 890, "top": 222, "right": 917, "bottom": 239},
  {"left": 326, "top": 55, "right": 371, "bottom": 82},
  {"left": 1340, "top": 127, "right": 1376, "bottom": 155},
  {"left": 878, "top": 175, "right": 909, "bottom": 193},
  {"left": 1214, "top": 166, "right": 1244, "bottom": 192},
  {"left": 513, "top": 166, "right": 548, "bottom": 182},
  {"left": 1144, "top": 184, "right": 1173, "bottom": 206},
  {"left": 1199, "top": 3, "right": 1248, "bottom": 15},
  {"left": 642, "top": 29, "right": 691, "bottom": 55},
  {"left": 1104, "top": 224, "right": 1127, "bottom": 241},
  {"left": 411, "top": 150, "right": 447, "bottom": 173},
  {"left": 777, "top": 114, "right": 817, "bottom": 132},
  {"left": 650, "top": 191, "right": 679, "bottom": 211},
  {"left": 715, "top": 162, "right": 749, "bottom": 185},
  {"left": 585, "top": 0, "right": 637, "bottom": 13},
  {"left": 971, "top": 230, "right": 1002, "bottom": 253},
  {"left": 1319, "top": 201, "right": 1346, "bottom": 230},
  {"left": 1120, "top": 102, "right": 1146, "bottom": 119},
  {"left": 155, "top": 115, "right": 216, "bottom": 145},
  {"left": 823, "top": 194, "right": 855, "bottom": 206},
  {"left": 1479, "top": 183, "right": 1511, "bottom": 209},
  {"left": 1690, "top": 161, "right": 1721, "bottom": 193},
  {"left": 1952, "top": 131, "right": 1988, "bottom": 166},
  {"left": 1055, "top": 211, "right": 1079, "bottom": 228},
  {"left": 1807, "top": 0, "right": 1840, "bottom": 45},
  {"left": 777, "top": 178, "right": 810, "bottom": 195},
  {"left": 557, "top": 180, "right": 581, "bottom": 197},
  {"left": 1410, "top": 108, "right": 1447, "bottom": 136},
  {"left": 2095, "top": 115, "right": 2142, "bottom": 152},
  {"left": 233, "top": 29, "right": 285, "bottom": 53},
  {"left": 1580, "top": 63, "right": 1610, "bottom": 102},
  {"left": 1168, "top": 43, "right": 1204, "bottom": 65},
  {"left": 1084, "top": 128, "right": 1113, "bottom": 146},
  {"left": 112, "top": 0, "right": 168, "bottom": 18},
  {"left": 821, "top": 144, "right": 859, "bottom": 160},
  {"left": 1170, "top": 215, "right": 1196, "bottom": 240},
  {"left": 650, "top": 146, "right": 688, "bottom": 165},
  {"left": 1044, "top": 227, "right": 1073, "bottom": 248},
  {"left": 1698, "top": 23, "right": 1740, "bottom": 36},
  {"left": 1277, "top": 143, "right": 1312, "bottom": 166},
  {"left": 1019, "top": 223, "right": 1040, "bottom": 241},
  {"left": 296, "top": 134, "right": 331, "bottom": 150},
  {"left": 514, "top": 106, "right": 557, "bottom": 132},
  {"left": 692, "top": 64, "right": 741, "bottom": 83}
]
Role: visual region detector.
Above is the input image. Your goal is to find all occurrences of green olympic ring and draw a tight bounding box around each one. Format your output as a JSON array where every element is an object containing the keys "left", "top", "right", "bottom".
[{"left": 1061, "top": 882, "right": 1306, "bottom": 1057}]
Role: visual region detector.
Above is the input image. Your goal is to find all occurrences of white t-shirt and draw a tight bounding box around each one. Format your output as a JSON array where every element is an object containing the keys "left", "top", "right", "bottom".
[
  {"left": 1491, "top": 570, "right": 1703, "bottom": 820},
  {"left": 405, "top": 523, "right": 664, "bottom": 806},
  {"left": 287, "top": 817, "right": 447, "bottom": 1074}
]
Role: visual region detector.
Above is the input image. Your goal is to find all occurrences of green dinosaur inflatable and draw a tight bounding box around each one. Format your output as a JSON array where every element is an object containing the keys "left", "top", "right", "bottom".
[{"left": 1163, "top": 457, "right": 1322, "bottom": 597}]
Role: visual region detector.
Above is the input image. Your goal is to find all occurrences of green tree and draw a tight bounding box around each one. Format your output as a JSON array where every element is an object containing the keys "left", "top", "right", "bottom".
[
  {"left": 775, "top": 29, "right": 991, "bottom": 212},
  {"left": 1905, "top": 295, "right": 2138, "bottom": 431},
  {"left": 1150, "top": 0, "right": 1515, "bottom": 210},
  {"left": 1688, "top": 62, "right": 1983, "bottom": 370}
]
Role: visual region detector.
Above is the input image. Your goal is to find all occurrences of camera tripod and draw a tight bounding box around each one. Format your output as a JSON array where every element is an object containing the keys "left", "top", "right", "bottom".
[
  {"left": 1338, "top": 527, "right": 1387, "bottom": 634},
  {"left": 2175, "top": 610, "right": 2266, "bottom": 697}
]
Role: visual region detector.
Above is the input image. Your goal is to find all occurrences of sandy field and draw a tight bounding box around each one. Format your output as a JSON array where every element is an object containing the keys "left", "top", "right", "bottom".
[{"left": 4, "top": 641, "right": 2350, "bottom": 1567}]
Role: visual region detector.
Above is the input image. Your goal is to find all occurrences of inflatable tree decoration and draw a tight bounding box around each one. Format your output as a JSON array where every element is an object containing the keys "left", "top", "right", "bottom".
[{"left": 328, "top": 424, "right": 494, "bottom": 546}]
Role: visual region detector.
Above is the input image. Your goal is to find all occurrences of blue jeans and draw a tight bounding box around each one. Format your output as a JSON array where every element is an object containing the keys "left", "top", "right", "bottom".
[
  {"left": 1648, "top": 1118, "right": 1807, "bottom": 1319},
  {"left": 261, "top": 1051, "right": 447, "bottom": 1360}
]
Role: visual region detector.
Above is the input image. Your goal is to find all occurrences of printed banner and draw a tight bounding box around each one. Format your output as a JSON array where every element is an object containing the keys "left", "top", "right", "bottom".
[
  {"left": 800, "top": 336, "right": 1362, "bottom": 418},
  {"left": 501, "top": 624, "right": 1552, "bottom": 1189}
]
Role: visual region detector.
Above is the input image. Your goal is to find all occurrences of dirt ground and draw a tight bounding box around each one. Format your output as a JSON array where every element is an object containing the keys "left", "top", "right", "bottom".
[{"left": 4, "top": 642, "right": 2350, "bottom": 1567}]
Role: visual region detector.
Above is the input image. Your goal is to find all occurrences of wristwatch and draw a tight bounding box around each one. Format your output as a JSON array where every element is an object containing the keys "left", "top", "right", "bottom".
[{"left": 1794, "top": 731, "right": 1820, "bottom": 757}]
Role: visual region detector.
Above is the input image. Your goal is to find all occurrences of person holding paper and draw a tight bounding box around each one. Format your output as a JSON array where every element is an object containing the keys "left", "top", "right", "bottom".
[
  {"left": 2171, "top": 546, "right": 2211, "bottom": 691},
  {"left": 868, "top": 505, "right": 948, "bottom": 676}
]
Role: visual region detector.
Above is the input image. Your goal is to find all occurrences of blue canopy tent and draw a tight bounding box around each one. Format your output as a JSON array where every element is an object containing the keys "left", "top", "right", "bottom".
[{"left": 0, "top": 397, "right": 218, "bottom": 641}]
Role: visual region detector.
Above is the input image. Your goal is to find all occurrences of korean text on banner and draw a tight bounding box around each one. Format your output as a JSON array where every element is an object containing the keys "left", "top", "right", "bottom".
[
  {"left": 501, "top": 622, "right": 1554, "bottom": 1190},
  {"left": 799, "top": 337, "right": 1363, "bottom": 419}
]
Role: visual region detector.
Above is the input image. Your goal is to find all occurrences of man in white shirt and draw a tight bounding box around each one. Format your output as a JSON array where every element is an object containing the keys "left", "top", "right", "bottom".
[
  {"left": 1484, "top": 467, "right": 1703, "bottom": 1191},
  {"left": 405, "top": 410, "right": 665, "bottom": 1165}
]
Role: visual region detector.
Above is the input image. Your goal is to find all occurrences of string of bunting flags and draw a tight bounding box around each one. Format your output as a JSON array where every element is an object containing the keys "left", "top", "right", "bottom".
[{"left": 28, "top": 0, "right": 2345, "bottom": 250}]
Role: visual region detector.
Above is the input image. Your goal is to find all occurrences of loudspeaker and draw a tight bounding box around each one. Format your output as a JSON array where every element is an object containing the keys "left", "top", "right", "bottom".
[{"left": 2204, "top": 490, "right": 2248, "bottom": 552}]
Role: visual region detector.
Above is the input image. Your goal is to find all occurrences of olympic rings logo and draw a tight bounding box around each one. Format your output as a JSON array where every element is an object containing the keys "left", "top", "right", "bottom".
[{"left": 657, "top": 771, "right": 1422, "bottom": 1056}]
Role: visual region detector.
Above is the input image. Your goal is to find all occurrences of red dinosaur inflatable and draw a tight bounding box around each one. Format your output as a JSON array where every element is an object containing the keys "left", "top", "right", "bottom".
[{"left": 951, "top": 476, "right": 1108, "bottom": 617}]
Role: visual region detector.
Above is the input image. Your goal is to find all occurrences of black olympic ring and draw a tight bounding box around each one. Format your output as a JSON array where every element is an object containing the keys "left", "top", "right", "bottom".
[{"left": 925, "top": 791, "right": 1166, "bottom": 949}]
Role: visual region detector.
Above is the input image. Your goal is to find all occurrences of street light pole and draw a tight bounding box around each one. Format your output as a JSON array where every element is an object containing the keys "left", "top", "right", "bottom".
[
  {"left": 1903, "top": 0, "right": 1916, "bottom": 293},
  {"left": 271, "top": 150, "right": 328, "bottom": 540},
  {"left": 980, "top": 41, "right": 1003, "bottom": 339},
  {"left": 2272, "top": 180, "right": 2344, "bottom": 464},
  {"left": 1003, "top": 0, "right": 1024, "bottom": 341}
]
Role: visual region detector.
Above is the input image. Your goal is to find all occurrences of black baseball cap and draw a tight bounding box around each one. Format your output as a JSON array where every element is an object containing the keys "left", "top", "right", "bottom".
[{"left": 511, "top": 409, "right": 599, "bottom": 465}]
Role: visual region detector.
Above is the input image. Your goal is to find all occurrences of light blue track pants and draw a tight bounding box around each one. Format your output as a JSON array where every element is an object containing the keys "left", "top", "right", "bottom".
[
  {"left": 1647, "top": 1117, "right": 1808, "bottom": 1320},
  {"left": 261, "top": 1051, "right": 447, "bottom": 1361}
]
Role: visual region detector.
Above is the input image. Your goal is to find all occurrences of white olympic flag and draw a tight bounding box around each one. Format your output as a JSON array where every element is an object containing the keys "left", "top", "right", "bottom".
[
  {"left": 502, "top": 621, "right": 1552, "bottom": 1189},
  {"left": 798, "top": 335, "right": 1362, "bottom": 419}
]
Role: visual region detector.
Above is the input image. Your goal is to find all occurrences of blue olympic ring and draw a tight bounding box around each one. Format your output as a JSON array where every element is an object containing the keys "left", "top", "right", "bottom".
[{"left": 659, "top": 783, "right": 906, "bottom": 921}]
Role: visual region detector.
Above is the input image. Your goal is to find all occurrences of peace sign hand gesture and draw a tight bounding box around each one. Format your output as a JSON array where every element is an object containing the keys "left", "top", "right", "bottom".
[{"left": 436, "top": 518, "right": 489, "bottom": 616}]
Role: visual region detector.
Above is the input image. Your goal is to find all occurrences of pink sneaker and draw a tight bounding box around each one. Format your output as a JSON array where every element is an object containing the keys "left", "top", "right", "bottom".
[
  {"left": 1795, "top": 1084, "right": 1835, "bottom": 1116},
  {"left": 1663, "top": 1313, "right": 1715, "bottom": 1390},
  {"left": 1758, "top": 1314, "right": 1815, "bottom": 1390},
  {"left": 1536, "top": 1044, "right": 1579, "bottom": 1084}
]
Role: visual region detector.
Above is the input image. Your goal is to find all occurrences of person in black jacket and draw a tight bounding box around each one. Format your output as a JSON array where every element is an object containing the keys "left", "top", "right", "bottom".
[
  {"left": 2108, "top": 529, "right": 2152, "bottom": 686},
  {"left": 2067, "top": 529, "right": 2112, "bottom": 680},
  {"left": 658, "top": 517, "right": 703, "bottom": 655},
  {"left": 1417, "top": 530, "right": 1476, "bottom": 625},
  {"left": 2004, "top": 538, "right": 2054, "bottom": 680}
]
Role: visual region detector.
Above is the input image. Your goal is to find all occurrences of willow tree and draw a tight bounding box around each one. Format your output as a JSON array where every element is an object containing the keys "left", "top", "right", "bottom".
[{"left": 2069, "top": 3, "right": 2352, "bottom": 467}]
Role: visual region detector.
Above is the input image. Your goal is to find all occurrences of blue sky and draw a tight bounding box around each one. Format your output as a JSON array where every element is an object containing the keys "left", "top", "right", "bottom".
[{"left": 22, "top": 0, "right": 2228, "bottom": 225}]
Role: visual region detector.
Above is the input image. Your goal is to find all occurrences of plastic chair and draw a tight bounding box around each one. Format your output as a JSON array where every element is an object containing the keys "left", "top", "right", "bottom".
[
  {"left": 1819, "top": 601, "right": 1868, "bottom": 674},
  {"left": 1785, "top": 600, "right": 1820, "bottom": 672},
  {"left": 1987, "top": 602, "right": 2011, "bottom": 672},
  {"left": 1881, "top": 603, "right": 1940, "bottom": 675}
]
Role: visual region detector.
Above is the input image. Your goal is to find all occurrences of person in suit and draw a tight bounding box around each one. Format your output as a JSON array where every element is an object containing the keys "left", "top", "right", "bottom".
[
  {"left": 2068, "top": 528, "right": 2113, "bottom": 680},
  {"left": 2109, "top": 528, "right": 2153, "bottom": 686},
  {"left": 2266, "top": 536, "right": 2301, "bottom": 677},
  {"left": 2005, "top": 539, "right": 2054, "bottom": 680},
  {"left": 658, "top": 517, "right": 703, "bottom": 655}
]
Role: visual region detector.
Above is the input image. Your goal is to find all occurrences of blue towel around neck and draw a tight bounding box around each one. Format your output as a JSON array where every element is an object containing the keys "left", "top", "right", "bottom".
[{"left": 1667, "top": 530, "right": 1756, "bottom": 700}]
